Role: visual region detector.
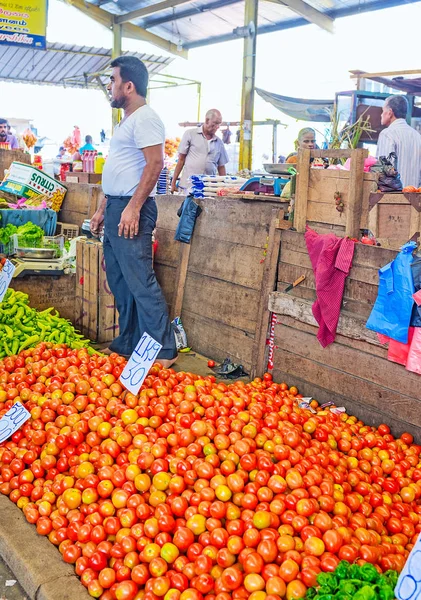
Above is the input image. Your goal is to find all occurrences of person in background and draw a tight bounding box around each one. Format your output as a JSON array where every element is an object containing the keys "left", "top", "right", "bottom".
[
  {"left": 286, "top": 127, "right": 317, "bottom": 163},
  {"left": 377, "top": 95, "right": 421, "bottom": 189},
  {"left": 57, "top": 146, "right": 66, "bottom": 159},
  {"left": 80, "top": 135, "right": 95, "bottom": 153},
  {"left": 90, "top": 55, "right": 177, "bottom": 367},
  {"left": 100, "top": 129, "right": 106, "bottom": 143},
  {"left": 0, "top": 119, "right": 18, "bottom": 149},
  {"left": 170, "top": 109, "right": 229, "bottom": 193}
]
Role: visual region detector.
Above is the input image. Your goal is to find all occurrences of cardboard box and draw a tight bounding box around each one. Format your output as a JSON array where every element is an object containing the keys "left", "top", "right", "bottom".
[
  {"left": 66, "top": 173, "right": 102, "bottom": 184},
  {"left": 0, "top": 161, "right": 67, "bottom": 202}
]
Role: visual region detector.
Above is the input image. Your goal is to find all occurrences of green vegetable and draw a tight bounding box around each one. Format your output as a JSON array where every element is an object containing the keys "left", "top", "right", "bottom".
[
  {"left": 359, "top": 565, "right": 379, "bottom": 584},
  {"left": 0, "top": 224, "right": 17, "bottom": 246}
]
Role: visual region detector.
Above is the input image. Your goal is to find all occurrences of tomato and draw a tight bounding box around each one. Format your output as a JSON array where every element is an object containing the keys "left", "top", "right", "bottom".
[{"left": 207, "top": 361, "right": 216, "bottom": 368}]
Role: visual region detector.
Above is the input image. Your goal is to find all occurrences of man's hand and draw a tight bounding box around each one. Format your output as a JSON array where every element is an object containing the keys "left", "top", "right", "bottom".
[
  {"left": 90, "top": 210, "right": 104, "bottom": 236},
  {"left": 170, "top": 180, "right": 178, "bottom": 194},
  {"left": 118, "top": 204, "right": 141, "bottom": 239}
]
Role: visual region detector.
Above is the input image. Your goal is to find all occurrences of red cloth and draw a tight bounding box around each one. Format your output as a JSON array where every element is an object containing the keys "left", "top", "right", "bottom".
[{"left": 305, "top": 227, "right": 355, "bottom": 347}]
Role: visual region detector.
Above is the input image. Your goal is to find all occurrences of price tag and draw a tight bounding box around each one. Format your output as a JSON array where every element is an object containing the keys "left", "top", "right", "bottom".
[
  {"left": 0, "top": 260, "right": 15, "bottom": 303},
  {"left": 396, "top": 535, "right": 421, "bottom": 600},
  {"left": 0, "top": 402, "right": 31, "bottom": 445},
  {"left": 119, "top": 333, "right": 162, "bottom": 395}
]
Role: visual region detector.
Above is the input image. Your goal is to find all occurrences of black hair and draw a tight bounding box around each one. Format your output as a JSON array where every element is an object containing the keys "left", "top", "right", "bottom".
[
  {"left": 385, "top": 95, "right": 408, "bottom": 120},
  {"left": 110, "top": 56, "right": 149, "bottom": 98},
  {"left": 0, "top": 119, "right": 7, "bottom": 125},
  {"left": 85, "top": 135, "right": 93, "bottom": 143}
]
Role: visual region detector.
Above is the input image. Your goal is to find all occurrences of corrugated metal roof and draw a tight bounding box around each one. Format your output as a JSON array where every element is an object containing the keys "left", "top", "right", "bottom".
[
  {"left": 0, "top": 42, "right": 173, "bottom": 88},
  {"left": 85, "top": 0, "right": 421, "bottom": 49}
]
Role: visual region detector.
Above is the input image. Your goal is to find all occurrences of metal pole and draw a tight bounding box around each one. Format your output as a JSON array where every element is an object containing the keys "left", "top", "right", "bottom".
[
  {"left": 197, "top": 82, "right": 202, "bottom": 122},
  {"left": 272, "top": 121, "right": 278, "bottom": 163},
  {"left": 112, "top": 21, "right": 122, "bottom": 131},
  {"left": 239, "top": 0, "right": 258, "bottom": 172}
]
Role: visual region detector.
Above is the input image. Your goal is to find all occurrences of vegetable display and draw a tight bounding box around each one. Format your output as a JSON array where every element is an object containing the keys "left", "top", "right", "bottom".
[
  {"left": 0, "top": 289, "right": 91, "bottom": 356},
  {"left": 0, "top": 221, "right": 45, "bottom": 248},
  {"left": 0, "top": 348, "right": 418, "bottom": 600}
]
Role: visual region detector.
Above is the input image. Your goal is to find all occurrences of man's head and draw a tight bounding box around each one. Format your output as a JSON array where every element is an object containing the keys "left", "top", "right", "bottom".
[
  {"left": 108, "top": 56, "right": 149, "bottom": 109},
  {"left": 381, "top": 95, "right": 408, "bottom": 127},
  {"left": 0, "top": 119, "right": 8, "bottom": 140},
  {"left": 203, "top": 109, "right": 222, "bottom": 137},
  {"left": 85, "top": 135, "right": 93, "bottom": 144}
]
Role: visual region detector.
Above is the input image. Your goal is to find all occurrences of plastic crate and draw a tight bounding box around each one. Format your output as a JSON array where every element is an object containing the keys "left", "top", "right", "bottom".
[
  {"left": 11, "top": 234, "right": 65, "bottom": 257},
  {"left": 56, "top": 222, "right": 79, "bottom": 240}
]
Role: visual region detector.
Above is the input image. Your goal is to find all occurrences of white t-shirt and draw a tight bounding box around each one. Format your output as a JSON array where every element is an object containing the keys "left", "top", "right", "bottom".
[{"left": 102, "top": 104, "right": 165, "bottom": 197}]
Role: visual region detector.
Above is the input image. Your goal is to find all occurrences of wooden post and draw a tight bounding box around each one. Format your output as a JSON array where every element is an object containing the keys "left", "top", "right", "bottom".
[
  {"left": 171, "top": 242, "right": 191, "bottom": 320},
  {"left": 294, "top": 149, "right": 311, "bottom": 232},
  {"left": 346, "top": 148, "right": 368, "bottom": 238},
  {"left": 239, "top": 0, "right": 258, "bottom": 171},
  {"left": 111, "top": 22, "right": 122, "bottom": 131},
  {"left": 251, "top": 208, "right": 283, "bottom": 378}
]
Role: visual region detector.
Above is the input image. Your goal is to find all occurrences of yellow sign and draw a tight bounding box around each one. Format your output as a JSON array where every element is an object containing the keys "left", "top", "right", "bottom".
[{"left": 0, "top": 0, "right": 47, "bottom": 49}]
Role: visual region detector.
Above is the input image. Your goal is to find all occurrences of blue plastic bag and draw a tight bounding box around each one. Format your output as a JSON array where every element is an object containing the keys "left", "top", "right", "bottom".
[
  {"left": 174, "top": 195, "right": 202, "bottom": 244},
  {"left": 366, "top": 241, "right": 416, "bottom": 344}
]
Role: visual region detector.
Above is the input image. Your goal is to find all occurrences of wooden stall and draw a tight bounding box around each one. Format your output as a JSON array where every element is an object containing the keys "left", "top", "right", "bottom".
[
  {"left": 0, "top": 149, "right": 31, "bottom": 179},
  {"left": 154, "top": 195, "right": 287, "bottom": 376},
  {"left": 11, "top": 275, "right": 76, "bottom": 322},
  {"left": 368, "top": 191, "right": 421, "bottom": 249},
  {"left": 58, "top": 182, "right": 102, "bottom": 228}
]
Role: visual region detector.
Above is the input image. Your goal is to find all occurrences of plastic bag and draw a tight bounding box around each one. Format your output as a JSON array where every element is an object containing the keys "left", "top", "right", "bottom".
[
  {"left": 174, "top": 195, "right": 202, "bottom": 244},
  {"left": 366, "top": 241, "right": 416, "bottom": 343},
  {"left": 172, "top": 317, "right": 188, "bottom": 350},
  {"left": 377, "top": 152, "right": 403, "bottom": 192}
]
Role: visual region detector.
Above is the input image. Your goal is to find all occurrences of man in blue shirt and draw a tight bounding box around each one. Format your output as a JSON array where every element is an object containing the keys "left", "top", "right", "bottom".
[{"left": 79, "top": 135, "right": 95, "bottom": 153}]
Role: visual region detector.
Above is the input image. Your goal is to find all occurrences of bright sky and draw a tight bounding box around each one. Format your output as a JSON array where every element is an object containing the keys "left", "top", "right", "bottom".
[{"left": 0, "top": 0, "right": 420, "bottom": 167}]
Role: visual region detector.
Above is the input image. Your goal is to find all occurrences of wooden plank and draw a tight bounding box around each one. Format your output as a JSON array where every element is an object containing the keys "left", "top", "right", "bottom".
[
  {"left": 271, "top": 366, "right": 421, "bottom": 442},
  {"left": 154, "top": 227, "right": 180, "bottom": 267},
  {"left": 276, "top": 315, "right": 388, "bottom": 359},
  {"left": 252, "top": 209, "right": 282, "bottom": 378},
  {"left": 58, "top": 183, "right": 102, "bottom": 228},
  {"left": 154, "top": 263, "right": 176, "bottom": 310},
  {"left": 182, "top": 310, "right": 254, "bottom": 373},
  {"left": 172, "top": 242, "right": 191, "bottom": 320},
  {"left": 307, "top": 201, "right": 347, "bottom": 226},
  {"left": 11, "top": 275, "right": 76, "bottom": 323},
  {"left": 275, "top": 322, "right": 421, "bottom": 399},
  {"left": 182, "top": 272, "right": 259, "bottom": 335},
  {"left": 269, "top": 291, "right": 381, "bottom": 346},
  {"left": 272, "top": 347, "right": 421, "bottom": 430},
  {"left": 294, "top": 148, "right": 311, "bottom": 232},
  {"left": 188, "top": 237, "right": 266, "bottom": 290},
  {"left": 156, "top": 194, "right": 183, "bottom": 231},
  {"left": 346, "top": 149, "right": 367, "bottom": 237}
]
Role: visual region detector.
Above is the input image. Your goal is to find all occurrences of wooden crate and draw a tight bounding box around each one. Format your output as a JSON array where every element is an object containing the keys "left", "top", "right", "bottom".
[
  {"left": 58, "top": 182, "right": 102, "bottom": 228},
  {"left": 11, "top": 275, "right": 76, "bottom": 322},
  {"left": 75, "top": 238, "right": 118, "bottom": 343},
  {"left": 368, "top": 192, "right": 421, "bottom": 249},
  {"left": 0, "top": 149, "right": 31, "bottom": 179}
]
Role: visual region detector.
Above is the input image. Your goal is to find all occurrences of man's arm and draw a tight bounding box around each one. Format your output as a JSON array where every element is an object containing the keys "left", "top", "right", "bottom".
[
  {"left": 118, "top": 144, "right": 163, "bottom": 239},
  {"left": 217, "top": 165, "right": 226, "bottom": 176},
  {"left": 90, "top": 194, "right": 106, "bottom": 235},
  {"left": 171, "top": 154, "right": 187, "bottom": 193}
]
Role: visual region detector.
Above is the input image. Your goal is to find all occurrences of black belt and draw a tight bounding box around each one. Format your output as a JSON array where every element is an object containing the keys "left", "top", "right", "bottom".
[{"left": 105, "top": 195, "right": 132, "bottom": 201}]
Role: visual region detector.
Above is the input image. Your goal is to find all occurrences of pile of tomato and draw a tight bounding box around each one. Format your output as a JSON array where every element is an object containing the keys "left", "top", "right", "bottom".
[{"left": 0, "top": 343, "right": 419, "bottom": 600}]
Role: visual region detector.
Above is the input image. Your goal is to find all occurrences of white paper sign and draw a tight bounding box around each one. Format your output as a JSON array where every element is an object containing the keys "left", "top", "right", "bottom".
[
  {"left": 396, "top": 535, "right": 421, "bottom": 600},
  {"left": 0, "top": 402, "right": 31, "bottom": 444},
  {"left": 0, "top": 260, "right": 16, "bottom": 303},
  {"left": 119, "top": 333, "right": 162, "bottom": 395}
]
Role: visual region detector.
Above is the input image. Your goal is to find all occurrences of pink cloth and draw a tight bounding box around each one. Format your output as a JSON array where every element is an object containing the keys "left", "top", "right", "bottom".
[
  {"left": 305, "top": 226, "right": 355, "bottom": 347},
  {"left": 378, "top": 328, "right": 421, "bottom": 375}
]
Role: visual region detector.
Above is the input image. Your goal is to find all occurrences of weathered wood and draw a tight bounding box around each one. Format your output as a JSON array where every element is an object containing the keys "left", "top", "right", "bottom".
[
  {"left": 154, "top": 228, "right": 180, "bottom": 267},
  {"left": 171, "top": 242, "right": 191, "bottom": 320},
  {"left": 59, "top": 183, "right": 102, "bottom": 228},
  {"left": 307, "top": 201, "right": 347, "bottom": 226},
  {"left": 252, "top": 209, "right": 283, "bottom": 378},
  {"left": 275, "top": 322, "right": 421, "bottom": 399},
  {"left": 11, "top": 275, "right": 76, "bottom": 323},
  {"left": 273, "top": 347, "right": 421, "bottom": 430},
  {"left": 156, "top": 194, "right": 182, "bottom": 231},
  {"left": 182, "top": 273, "right": 259, "bottom": 335},
  {"left": 0, "top": 149, "right": 30, "bottom": 178},
  {"left": 294, "top": 149, "right": 311, "bottom": 232},
  {"left": 182, "top": 310, "right": 254, "bottom": 373},
  {"left": 309, "top": 149, "right": 366, "bottom": 159},
  {"left": 269, "top": 291, "right": 381, "bottom": 346},
  {"left": 346, "top": 149, "right": 367, "bottom": 237}
]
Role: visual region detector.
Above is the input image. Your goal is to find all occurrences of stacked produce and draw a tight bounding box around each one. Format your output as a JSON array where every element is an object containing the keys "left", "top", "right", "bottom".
[
  {"left": 165, "top": 138, "right": 181, "bottom": 159},
  {"left": 0, "top": 346, "right": 419, "bottom": 600},
  {"left": 0, "top": 290, "right": 91, "bottom": 357},
  {"left": 190, "top": 175, "right": 247, "bottom": 198}
]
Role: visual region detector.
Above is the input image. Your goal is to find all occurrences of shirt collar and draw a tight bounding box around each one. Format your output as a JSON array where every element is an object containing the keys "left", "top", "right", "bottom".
[
  {"left": 197, "top": 125, "right": 216, "bottom": 141},
  {"left": 388, "top": 118, "right": 407, "bottom": 128}
]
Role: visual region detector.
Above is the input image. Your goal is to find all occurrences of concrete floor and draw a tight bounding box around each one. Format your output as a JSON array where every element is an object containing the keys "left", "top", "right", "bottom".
[
  {"left": 174, "top": 351, "right": 250, "bottom": 382},
  {"left": 0, "top": 560, "right": 26, "bottom": 600}
]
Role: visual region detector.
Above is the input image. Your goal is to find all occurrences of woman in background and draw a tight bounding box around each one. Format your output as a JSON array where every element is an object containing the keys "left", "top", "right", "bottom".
[{"left": 286, "top": 127, "right": 317, "bottom": 163}]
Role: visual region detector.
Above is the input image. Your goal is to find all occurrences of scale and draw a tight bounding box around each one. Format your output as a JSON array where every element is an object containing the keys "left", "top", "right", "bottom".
[
  {"left": 240, "top": 164, "right": 294, "bottom": 197},
  {"left": 11, "top": 257, "right": 65, "bottom": 277}
]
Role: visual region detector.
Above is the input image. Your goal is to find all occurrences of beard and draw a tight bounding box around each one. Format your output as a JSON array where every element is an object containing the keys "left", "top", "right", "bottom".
[
  {"left": 0, "top": 132, "right": 6, "bottom": 140},
  {"left": 110, "top": 96, "right": 126, "bottom": 109}
]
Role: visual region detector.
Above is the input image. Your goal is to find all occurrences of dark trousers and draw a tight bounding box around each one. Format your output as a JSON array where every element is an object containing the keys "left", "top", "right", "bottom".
[{"left": 103, "top": 196, "right": 177, "bottom": 359}]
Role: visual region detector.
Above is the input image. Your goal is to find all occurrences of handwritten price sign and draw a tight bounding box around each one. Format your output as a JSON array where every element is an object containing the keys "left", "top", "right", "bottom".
[
  {"left": 0, "top": 402, "right": 31, "bottom": 445},
  {"left": 119, "top": 333, "right": 162, "bottom": 395},
  {"left": 0, "top": 260, "right": 15, "bottom": 303},
  {"left": 396, "top": 534, "right": 421, "bottom": 600}
]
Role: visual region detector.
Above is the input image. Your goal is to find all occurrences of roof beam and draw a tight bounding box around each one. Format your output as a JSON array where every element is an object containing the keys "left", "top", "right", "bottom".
[
  {"left": 122, "top": 21, "right": 188, "bottom": 58},
  {"left": 65, "top": 0, "right": 112, "bottom": 28},
  {"left": 264, "top": 0, "right": 334, "bottom": 32},
  {"left": 115, "top": 0, "right": 192, "bottom": 25},
  {"left": 142, "top": 0, "right": 242, "bottom": 28}
]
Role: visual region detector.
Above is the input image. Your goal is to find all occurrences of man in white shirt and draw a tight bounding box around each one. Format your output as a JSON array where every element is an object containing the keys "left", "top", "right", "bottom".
[
  {"left": 170, "top": 109, "right": 229, "bottom": 193},
  {"left": 90, "top": 56, "right": 176, "bottom": 366},
  {"left": 377, "top": 95, "right": 421, "bottom": 189}
]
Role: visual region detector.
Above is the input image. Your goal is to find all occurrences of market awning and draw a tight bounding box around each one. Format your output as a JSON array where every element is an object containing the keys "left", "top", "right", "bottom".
[
  {"left": 0, "top": 42, "right": 173, "bottom": 89},
  {"left": 256, "top": 88, "right": 334, "bottom": 122}
]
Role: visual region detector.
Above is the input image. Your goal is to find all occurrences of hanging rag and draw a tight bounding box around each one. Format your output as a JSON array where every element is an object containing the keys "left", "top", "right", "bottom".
[
  {"left": 174, "top": 195, "right": 202, "bottom": 244},
  {"left": 410, "top": 255, "right": 421, "bottom": 327},
  {"left": 305, "top": 226, "right": 355, "bottom": 347},
  {"left": 377, "top": 327, "right": 421, "bottom": 375},
  {"left": 366, "top": 241, "right": 416, "bottom": 344}
]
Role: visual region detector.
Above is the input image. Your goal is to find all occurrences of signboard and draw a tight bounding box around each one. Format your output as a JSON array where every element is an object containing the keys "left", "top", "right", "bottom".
[
  {"left": 396, "top": 535, "right": 421, "bottom": 600},
  {"left": 0, "top": 402, "right": 30, "bottom": 444},
  {"left": 119, "top": 333, "right": 162, "bottom": 395},
  {"left": 0, "top": 260, "right": 15, "bottom": 302},
  {"left": 0, "top": 162, "right": 67, "bottom": 204},
  {"left": 0, "top": 0, "right": 47, "bottom": 49}
]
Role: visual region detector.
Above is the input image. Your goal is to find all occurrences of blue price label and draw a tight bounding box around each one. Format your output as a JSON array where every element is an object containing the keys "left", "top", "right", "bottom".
[
  {"left": 119, "top": 333, "right": 162, "bottom": 395},
  {"left": 0, "top": 260, "right": 15, "bottom": 303},
  {"left": 0, "top": 402, "right": 31, "bottom": 445}
]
